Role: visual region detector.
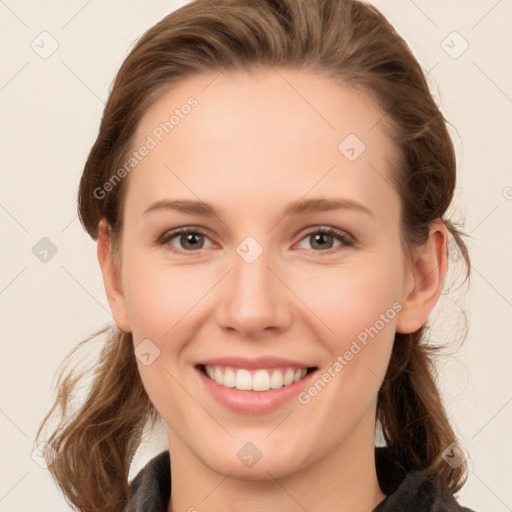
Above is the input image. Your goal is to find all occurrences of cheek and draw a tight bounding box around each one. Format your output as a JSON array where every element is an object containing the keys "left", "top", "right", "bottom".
[
  {"left": 292, "top": 253, "right": 405, "bottom": 348},
  {"left": 291, "top": 252, "right": 403, "bottom": 411},
  {"left": 122, "top": 239, "right": 405, "bottom": 346},
  {"left": 121, "top": 251, "right": 218, "bottom": 339}
]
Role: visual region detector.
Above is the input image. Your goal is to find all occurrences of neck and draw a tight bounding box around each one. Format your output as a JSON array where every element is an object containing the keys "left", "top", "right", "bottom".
[{"left": 166, "top": 409, "right": 386, "bottom": 512}]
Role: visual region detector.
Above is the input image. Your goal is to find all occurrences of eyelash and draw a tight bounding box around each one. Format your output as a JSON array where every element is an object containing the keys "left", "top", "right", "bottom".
[{"left": 155, "top": 226, "right": 356, "bottom": 256}]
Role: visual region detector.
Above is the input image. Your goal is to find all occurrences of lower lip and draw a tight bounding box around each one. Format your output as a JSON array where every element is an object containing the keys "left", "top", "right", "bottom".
[{"left": 196, "top": 367, "right": 316, "bottom": 415}]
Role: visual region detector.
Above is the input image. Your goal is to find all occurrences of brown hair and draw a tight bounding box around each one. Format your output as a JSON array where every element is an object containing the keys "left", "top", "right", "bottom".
[{"left": 37, "top": 0, "right": 471, "bottom": 510}]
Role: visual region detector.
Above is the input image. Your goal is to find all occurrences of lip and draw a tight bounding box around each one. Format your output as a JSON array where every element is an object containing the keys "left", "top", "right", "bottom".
[
  {"left": 195, "top": 363, "right": 318, "bottom": 415},
  {"left": 196, "top": 356, "right": 313, "bottom": 370}
]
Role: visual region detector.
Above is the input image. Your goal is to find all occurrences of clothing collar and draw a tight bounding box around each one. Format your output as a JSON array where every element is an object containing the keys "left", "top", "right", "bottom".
[{"left": 127, "top": 447, "right": 474, "bottom": 512}]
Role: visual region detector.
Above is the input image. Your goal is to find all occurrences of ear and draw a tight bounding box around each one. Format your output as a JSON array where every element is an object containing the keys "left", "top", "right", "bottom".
[
  {"left": 97, "top": 219, "right": 131, "bottom": 333},
  {"left": 395, "top": 220, "right": 448, "bottom": 334}
]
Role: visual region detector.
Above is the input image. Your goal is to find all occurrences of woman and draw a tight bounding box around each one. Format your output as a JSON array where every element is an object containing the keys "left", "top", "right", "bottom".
[{"left": 37, "top": 0, "right": 476, "bottom": 510}]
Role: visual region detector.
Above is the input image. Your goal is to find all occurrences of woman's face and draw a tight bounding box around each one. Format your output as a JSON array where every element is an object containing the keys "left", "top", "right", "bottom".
[{"left": 104, "top": 69, "right": 421, "bottom": 478}]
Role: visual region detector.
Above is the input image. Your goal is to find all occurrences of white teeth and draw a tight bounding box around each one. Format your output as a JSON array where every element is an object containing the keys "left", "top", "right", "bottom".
[
  {"left": 283, "top": 369, "right": 294, "bottom": 386},
  {"left": 270, "top": 369, "right": 283, "bottom": 389},
  {"left": 204, "top": 365, "right": 310, "bottom": 391},
  {"left": 214, "top": 367, "right": 223, "bottom": 385},
  {"left": 252, "top": 370, "right": 270, "bottom": 391},
  {"left": 235, "top": 369, "right": 252, "bottom": 390},
  {"left": 223, "top": 367, "right": 236, "bottom": 388}
]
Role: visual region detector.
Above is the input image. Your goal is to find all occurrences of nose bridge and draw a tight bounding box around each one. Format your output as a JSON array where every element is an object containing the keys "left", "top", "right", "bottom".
[
  {"left": 231, "top": 239, "right": 276, "bottom": 308},
  {"left": 216, "top": 236, "right": 291, "bottom": 334}
]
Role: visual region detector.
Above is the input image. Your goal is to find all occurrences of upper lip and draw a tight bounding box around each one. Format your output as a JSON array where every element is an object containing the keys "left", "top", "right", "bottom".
[{"left": 196, "top": 356, "right": 316, "bottom": 370}]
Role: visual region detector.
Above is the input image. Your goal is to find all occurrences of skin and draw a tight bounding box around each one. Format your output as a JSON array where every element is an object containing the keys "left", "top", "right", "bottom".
[{"left": 97, "top": 68, "right": 448, "bottom": 512}]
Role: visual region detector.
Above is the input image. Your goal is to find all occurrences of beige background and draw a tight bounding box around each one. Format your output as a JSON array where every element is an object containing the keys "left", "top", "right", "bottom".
[{"left": 1, "top": 0, "right": 511, "bottom": 510}]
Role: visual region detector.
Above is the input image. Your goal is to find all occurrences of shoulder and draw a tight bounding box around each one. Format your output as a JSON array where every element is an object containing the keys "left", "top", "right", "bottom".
[
  {"left": 373, "top": 447, "right": 478, "bottom": 512},
  {"left": 124, "top": 448, "right": 479, "bottom": 512},
  {"left": 126, "top": 450, "right": 171, "bottom": 512}
]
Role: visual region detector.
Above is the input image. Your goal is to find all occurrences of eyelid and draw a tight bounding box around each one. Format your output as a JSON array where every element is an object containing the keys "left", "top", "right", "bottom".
[
  {"left": 292, "top": 225, "right": 356, "bottom": 254},
  {"left": 155, "top": 226, "right": 214, "bottom": 253},
  {"left": 156, "top": 225, "right": 356, "bottom": 255},
  {"left": 295, "top": 225, "right": 355, "bottom": 243}
]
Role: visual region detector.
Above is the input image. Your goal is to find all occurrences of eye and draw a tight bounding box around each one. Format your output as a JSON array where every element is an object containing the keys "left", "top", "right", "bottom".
[
  {"left": 295, "top": 227, "right": 355, "bottom": 254},
  {"left": 156, "top": 226, "right": 355, "bottom": 255},
  {"left": 156, "top": 227, "right": 214, "bottom": 253}
]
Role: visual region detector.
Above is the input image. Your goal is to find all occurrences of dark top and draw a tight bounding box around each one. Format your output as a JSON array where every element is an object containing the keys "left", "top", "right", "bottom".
[{"left": 126, "top": 447, "right": 476, "bottom": 511}]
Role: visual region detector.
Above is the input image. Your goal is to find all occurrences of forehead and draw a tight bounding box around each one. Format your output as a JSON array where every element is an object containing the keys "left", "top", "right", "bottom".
[{"left": 124, "top": 68, "right": 400, "bottom": 219}]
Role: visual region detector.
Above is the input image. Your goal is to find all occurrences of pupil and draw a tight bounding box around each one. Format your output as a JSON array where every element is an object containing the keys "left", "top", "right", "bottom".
[
  {"left": 313, "top": 233, "right": 332, "bottom": 250},
  {"left": 179, "top": 233, "right": 334, "bottom": 251},
  {"left": 183, "top": 233, "right": 203, "bottom": 249}
]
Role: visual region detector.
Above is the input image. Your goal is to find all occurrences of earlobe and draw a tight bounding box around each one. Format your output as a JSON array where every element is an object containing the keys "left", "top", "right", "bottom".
[
  {"left": 395, "top": 221, "right": 448, "bottom": 334},
  {"left": 97, "top": 219, "right": 131, "bottom": 333}
]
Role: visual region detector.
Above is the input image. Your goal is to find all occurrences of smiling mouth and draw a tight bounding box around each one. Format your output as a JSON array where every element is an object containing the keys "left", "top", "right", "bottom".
[{"left": 197, "top": 364, "right": 317, "bottom": 392}]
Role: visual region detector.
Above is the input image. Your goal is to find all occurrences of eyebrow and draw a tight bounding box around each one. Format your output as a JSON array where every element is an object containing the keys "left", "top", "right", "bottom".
[{"left": 143, "top": 197, "right": 373, "bottom": 217}]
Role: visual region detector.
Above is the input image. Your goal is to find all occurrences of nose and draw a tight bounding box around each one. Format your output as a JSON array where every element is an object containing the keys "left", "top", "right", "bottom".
[{"left": 214, "top": 245, "right": 293, "bottom": 338}]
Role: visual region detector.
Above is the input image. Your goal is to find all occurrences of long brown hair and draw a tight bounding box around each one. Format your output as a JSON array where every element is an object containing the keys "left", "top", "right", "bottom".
[{"left": 36, "top": 1, "right": 471, "bottom": 510}]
